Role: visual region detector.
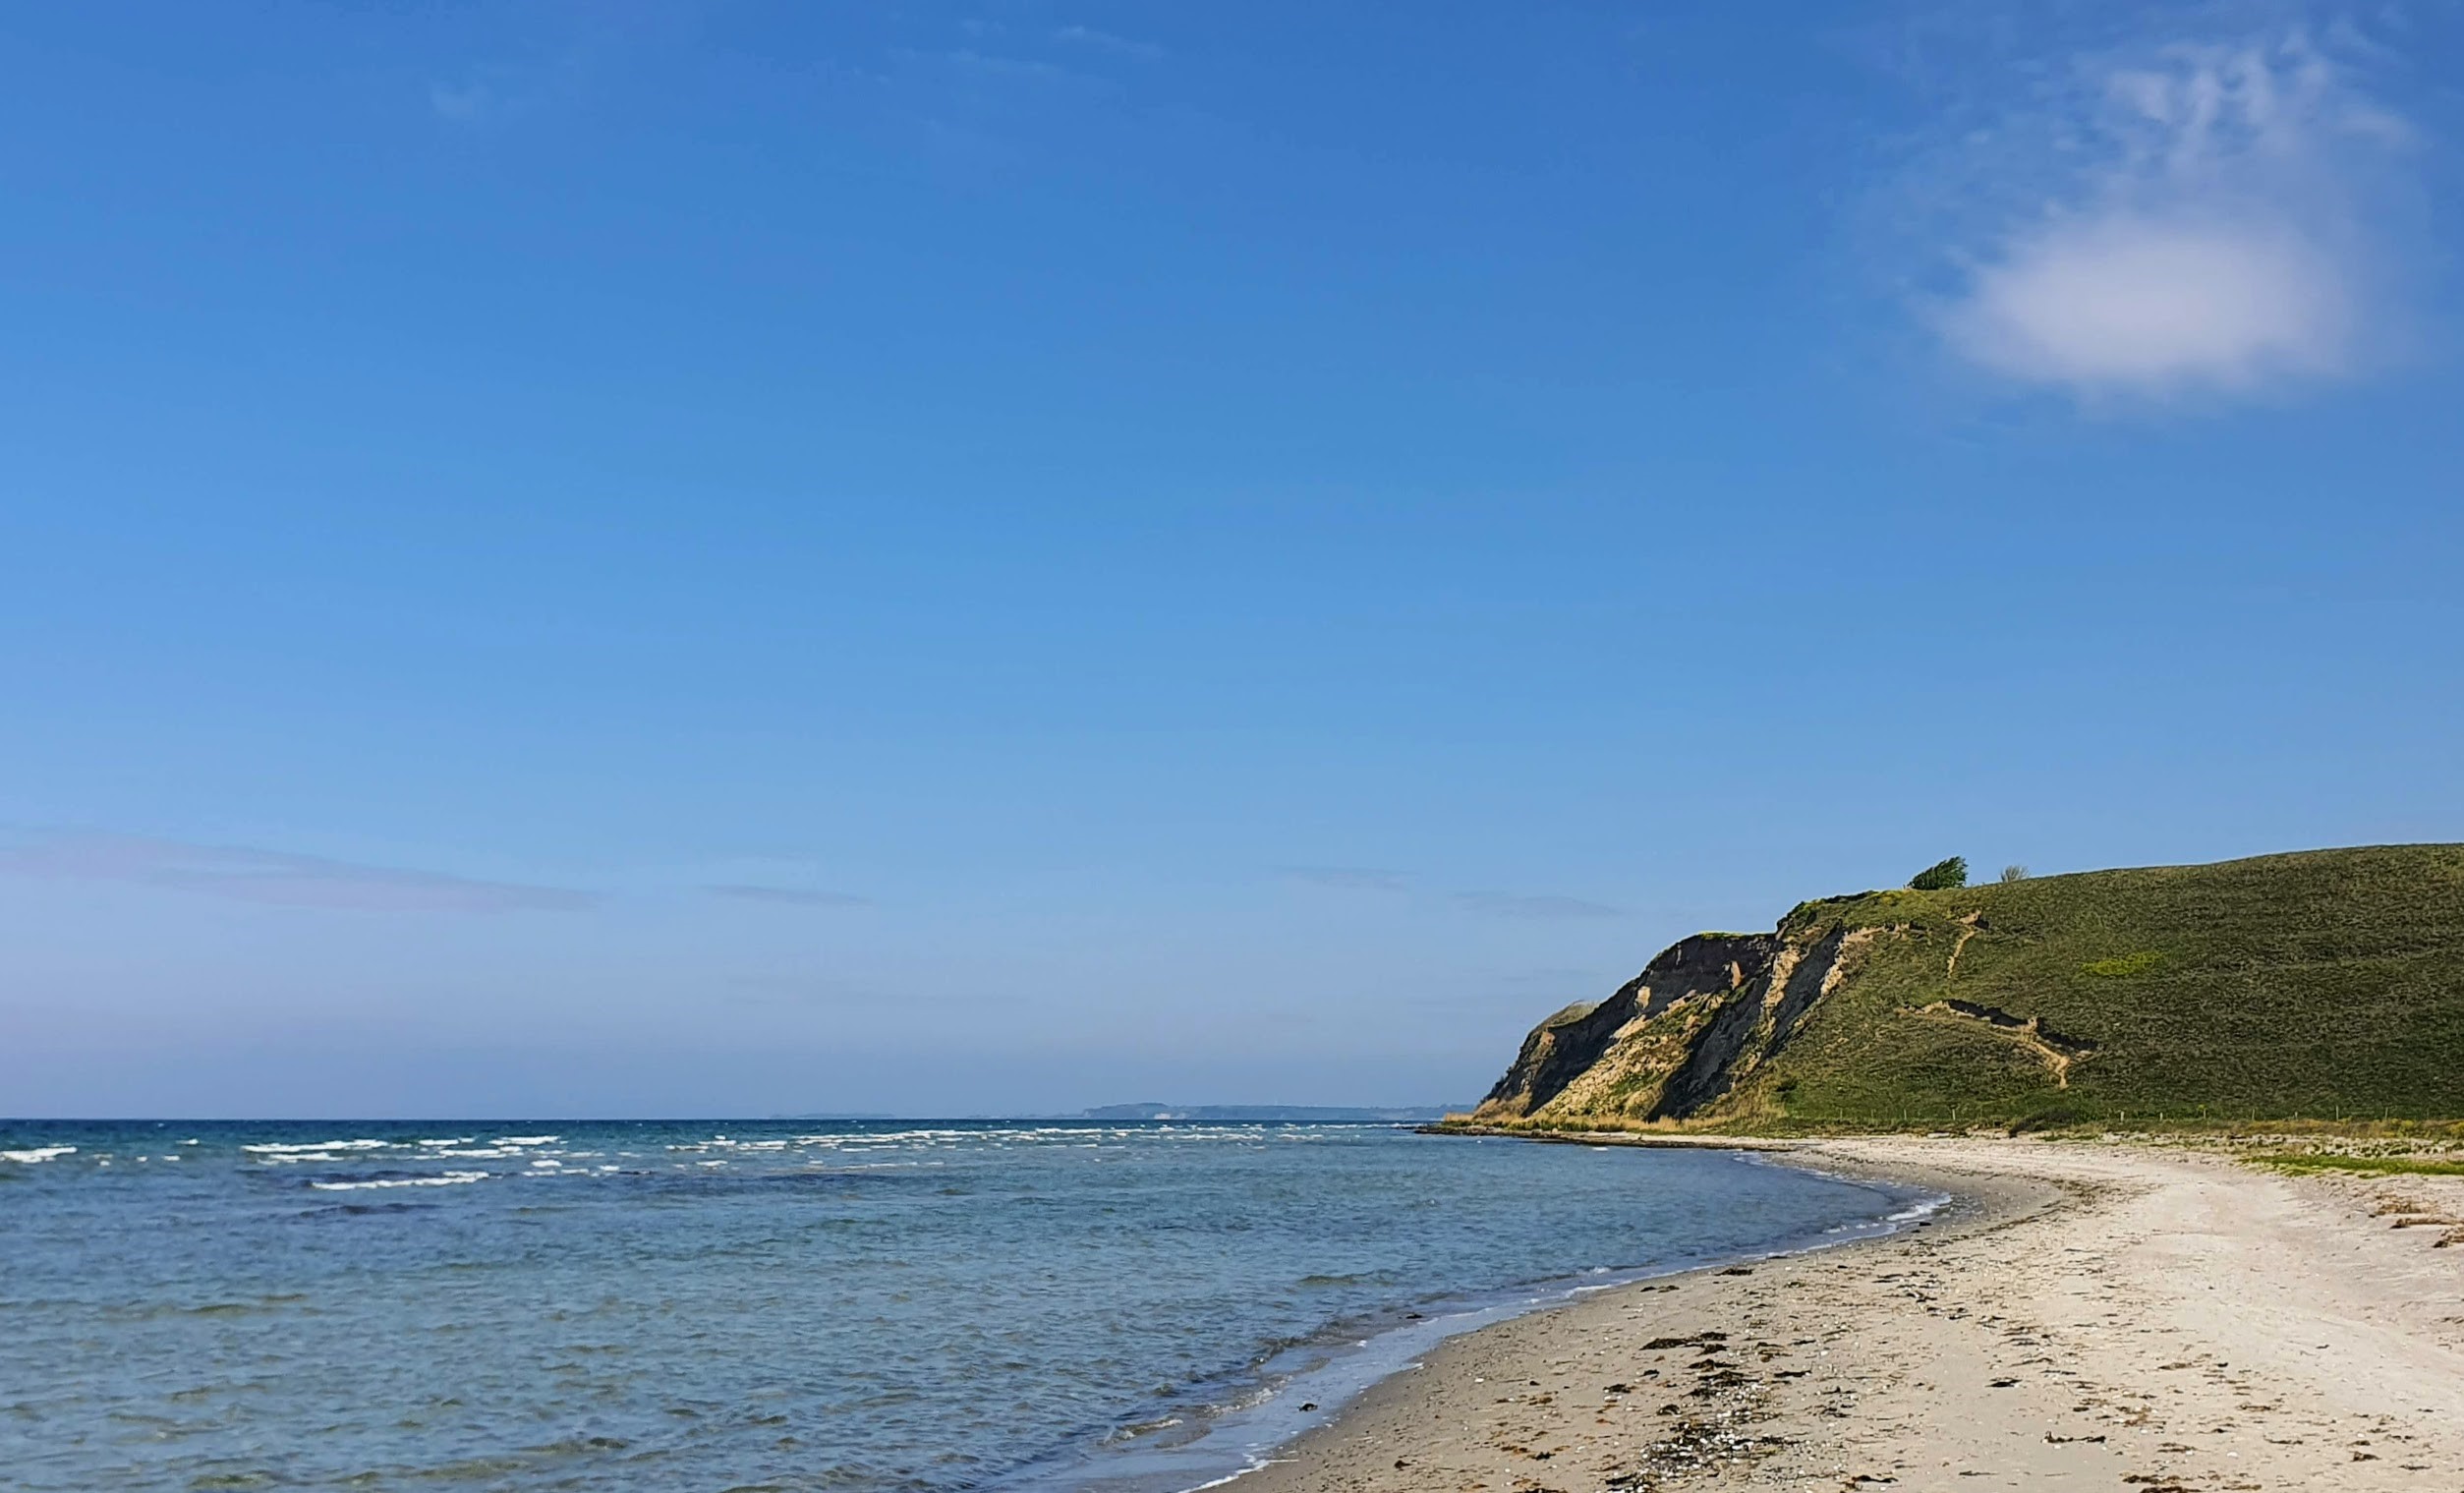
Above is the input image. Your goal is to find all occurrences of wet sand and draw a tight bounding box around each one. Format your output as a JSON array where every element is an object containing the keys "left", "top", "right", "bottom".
[{"left": 1237, "top": 1136, "right": 2464, "bottom": 1492}]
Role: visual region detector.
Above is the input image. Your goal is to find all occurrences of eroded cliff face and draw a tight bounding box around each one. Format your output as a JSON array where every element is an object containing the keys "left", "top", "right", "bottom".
[{"left": 1470, "top": 919, "right": 1876, "bottom": 1126}]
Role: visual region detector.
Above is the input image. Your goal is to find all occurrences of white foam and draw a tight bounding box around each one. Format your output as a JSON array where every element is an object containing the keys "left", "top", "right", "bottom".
[
  {"left": 307, "top": 1171, "right": 490, "bottom": 1192},
  {"left": 2, "top": 1146, "right": 77, "bottom": 1164},
  {"left": 494, "top": 1135, "right": 560, "bottom": 1147},
  {"left": 243, "top": 1139, "right": 388, "bottom": 1156}
]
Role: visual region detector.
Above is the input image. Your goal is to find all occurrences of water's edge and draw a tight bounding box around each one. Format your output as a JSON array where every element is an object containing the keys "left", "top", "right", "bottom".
[{"left": 1003, "top": 1140, "right": 1952, "bottom": 1493}]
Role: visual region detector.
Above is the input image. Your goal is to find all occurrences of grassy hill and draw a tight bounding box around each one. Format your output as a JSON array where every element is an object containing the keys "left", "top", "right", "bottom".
[{"left": 1464, "top": 844, "right": 2464, "bottom": 1131}]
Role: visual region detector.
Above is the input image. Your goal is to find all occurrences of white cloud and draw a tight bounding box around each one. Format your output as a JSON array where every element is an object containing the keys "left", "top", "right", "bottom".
[
  {"left": 1950, "top": 214, "right": 2348, "bottom": 388},
  {"left": 1931, "top": 29, "right": 2413, "bottom": 402}
]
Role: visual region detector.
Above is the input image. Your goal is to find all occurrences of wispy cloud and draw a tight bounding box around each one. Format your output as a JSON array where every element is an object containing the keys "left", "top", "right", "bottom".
[
  {"left": 1913, "top": 22, "right": 2415, "bottom": 404},
  {"left": 429, "top": 37, "right": 605, "bottom": 127},
  {"left": 1053, "top": 25, "right": 1164, "bottom": 61},
  {"left": 0, "top": 832, "right": 596, "bottom": 912},
  {"left": 429, "top": 61, "right": 546, "bottom": 125},
  {"left": 704, "top": 885, "right": 873, "bottom": 908},
  {"left": 1279, "top": 866, "right": 1411, "bottom": 893},
  {"left": 942, "top": 49, "right": 1069, "bottom": 81},
  {"left": 1453, "top": 891, "right": 1623, "bottom": 921}
]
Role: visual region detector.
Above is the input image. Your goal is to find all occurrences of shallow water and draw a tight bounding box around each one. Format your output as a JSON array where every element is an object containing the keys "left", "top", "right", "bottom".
[{"left": 0, "top": 1120, "right": 1924, "bottom": 1492}]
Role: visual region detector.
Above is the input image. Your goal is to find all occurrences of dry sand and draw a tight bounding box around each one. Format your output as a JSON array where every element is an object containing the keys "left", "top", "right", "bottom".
[{"left": 1237, "top": 1136, "right": 2464, "bottom": 1492}]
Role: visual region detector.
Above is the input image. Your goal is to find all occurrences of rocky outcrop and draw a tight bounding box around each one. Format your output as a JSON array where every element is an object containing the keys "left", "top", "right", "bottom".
[
  {"left": 1474, "top": 934, "right": 1779, "bottom": 1122},
  {"left": 1469, "top": 920, "right": 1877, "bottom": 1125}
]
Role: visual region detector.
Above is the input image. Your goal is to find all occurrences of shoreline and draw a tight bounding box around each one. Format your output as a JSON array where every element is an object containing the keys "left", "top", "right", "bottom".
[
  {"left": 1229, "top": 1135, "right": 2464, "bottom": 1492},
  {"left": 1036, "top": 1141, "right": 1942, "bottom": 1493}
]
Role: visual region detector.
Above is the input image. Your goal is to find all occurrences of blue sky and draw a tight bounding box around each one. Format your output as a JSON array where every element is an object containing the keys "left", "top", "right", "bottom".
[{"left": 4, "top": 2, "right": 2460, "bottom": 1118}]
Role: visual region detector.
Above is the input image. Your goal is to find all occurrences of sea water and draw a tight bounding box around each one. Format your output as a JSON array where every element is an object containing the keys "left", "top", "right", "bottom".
[{"left": 0, "top": 1120, "right": 1932, "bottom": 1492}]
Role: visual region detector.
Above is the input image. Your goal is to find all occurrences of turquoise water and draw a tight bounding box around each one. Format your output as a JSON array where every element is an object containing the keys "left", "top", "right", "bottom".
[{"left": 0, "top": 1120, "right": 1928, "bottom": 1492}]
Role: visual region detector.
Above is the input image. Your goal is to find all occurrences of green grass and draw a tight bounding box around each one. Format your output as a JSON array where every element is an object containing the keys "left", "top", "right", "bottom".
[
  {"left": 1743, "top": 844, "right": 2464, "bottom": 1127},
  {"left": 2249, "top": 1153, "right": 2464, "bottom": 1177},
  {"left": 2082, "top": 950, "right": 2163, "bottom": 978}
]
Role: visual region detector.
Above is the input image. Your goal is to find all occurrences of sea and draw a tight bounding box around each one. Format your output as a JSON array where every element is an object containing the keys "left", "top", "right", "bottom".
[{"left": 0, "top": 1120, "right": 1938, "bottom": 1493}]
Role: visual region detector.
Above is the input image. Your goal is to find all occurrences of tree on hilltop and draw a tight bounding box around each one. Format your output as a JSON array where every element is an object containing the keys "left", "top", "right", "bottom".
[{"left": 1911, "top": 856, "right": 1968, "bottom": 890}]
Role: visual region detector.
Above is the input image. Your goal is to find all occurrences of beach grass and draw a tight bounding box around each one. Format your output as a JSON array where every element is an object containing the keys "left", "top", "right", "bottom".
[{"left": 2247, "top": 1152, "right": 2464, "bottom": 1177}]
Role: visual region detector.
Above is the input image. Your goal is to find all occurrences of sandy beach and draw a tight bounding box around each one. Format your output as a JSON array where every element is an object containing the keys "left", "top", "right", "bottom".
[{"left": 1241, "top": 1136, "right": 2464, "bottom": 1492}]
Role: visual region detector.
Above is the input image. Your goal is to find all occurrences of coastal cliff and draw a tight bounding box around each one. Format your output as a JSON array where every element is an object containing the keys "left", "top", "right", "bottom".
[{"left": 1468, "top": 843, "right": 2464, "bottom": 1129}]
